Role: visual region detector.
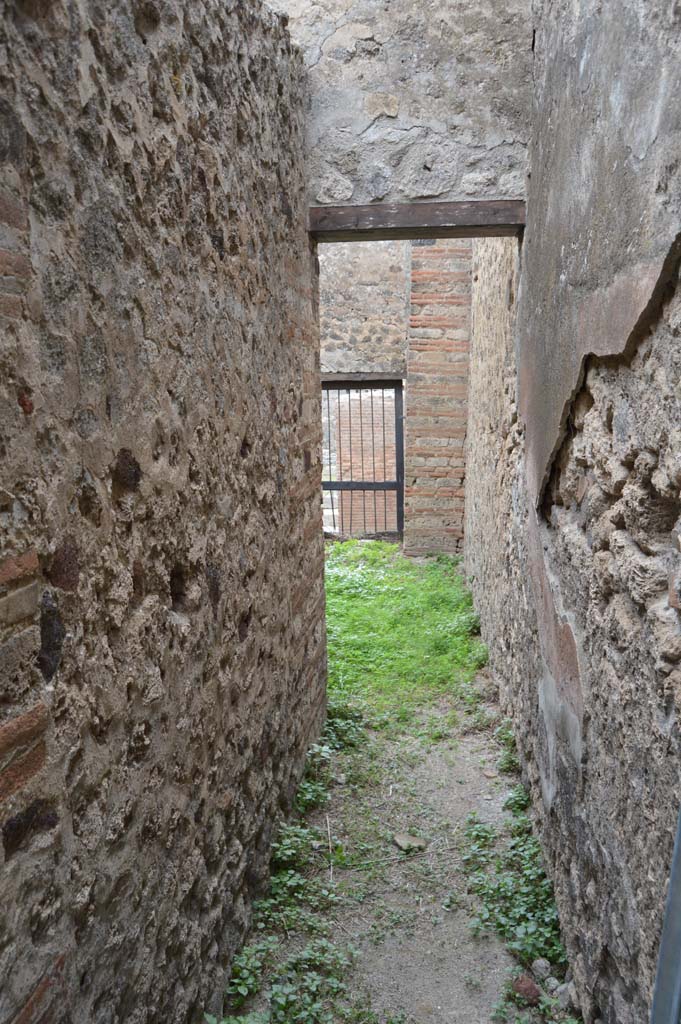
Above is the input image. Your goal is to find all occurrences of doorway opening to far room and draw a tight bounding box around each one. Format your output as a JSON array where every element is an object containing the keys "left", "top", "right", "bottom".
[{"left": 317, "top": 234, "right": 473, "bottom": 555}]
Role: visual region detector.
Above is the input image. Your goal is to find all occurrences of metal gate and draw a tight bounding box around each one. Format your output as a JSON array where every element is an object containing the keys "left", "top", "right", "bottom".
[{"left": 321, "top": 379, "right": 404, "bottom": 540}]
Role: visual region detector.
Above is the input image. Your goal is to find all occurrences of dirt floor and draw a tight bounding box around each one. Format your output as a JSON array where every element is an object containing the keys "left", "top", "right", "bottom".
[
  {"left": 309, "top": 683, "right": 515, "bottom": 1023},
  {"left": 216, "top": 543, "right": 578, "bottom": 1024}
]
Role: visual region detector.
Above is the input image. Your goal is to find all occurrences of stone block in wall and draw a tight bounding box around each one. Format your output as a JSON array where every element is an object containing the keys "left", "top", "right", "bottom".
[{"left": 319, "top": 240, "right": 409, "bottom": 377}]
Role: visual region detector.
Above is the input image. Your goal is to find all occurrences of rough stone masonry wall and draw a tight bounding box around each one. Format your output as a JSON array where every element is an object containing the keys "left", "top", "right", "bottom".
[
  {"left": 270, "top": 0, "right": 532, "bottom": 204},
  {"left": 319, "top": 241, "right": 409, "bottom": 377},
  {"left": 0, "top": 3, "right": 325, "bottom": 1023},
  {"left": 404, "top": 240, "right": 471, "bottom": 556},
  {"left": 464, "top": 238, "right": 537, "bottom": 708},
  {"left": 467, "top": 3, "right": 681, "bottom": 1022}
]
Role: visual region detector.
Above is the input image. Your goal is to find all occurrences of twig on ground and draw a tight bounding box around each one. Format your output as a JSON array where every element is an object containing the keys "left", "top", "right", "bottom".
[{"left": 326, "top": 814, "right": 334, "bottom": 883}]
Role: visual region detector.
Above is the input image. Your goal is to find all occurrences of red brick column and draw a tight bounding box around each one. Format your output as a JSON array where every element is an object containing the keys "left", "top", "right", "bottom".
[{"left": 403, "top": 239, "right": 471, "bottom": 556}]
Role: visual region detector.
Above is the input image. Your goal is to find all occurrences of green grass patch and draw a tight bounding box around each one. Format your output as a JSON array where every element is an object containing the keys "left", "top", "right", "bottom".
[{"left": 325, "top": 540, "right": 486, "bottom": 722}]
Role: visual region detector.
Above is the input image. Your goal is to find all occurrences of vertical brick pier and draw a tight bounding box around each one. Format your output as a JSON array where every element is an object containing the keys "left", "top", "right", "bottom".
[{"left": 403, "top": 239, "right": 471, "bottom": 556}]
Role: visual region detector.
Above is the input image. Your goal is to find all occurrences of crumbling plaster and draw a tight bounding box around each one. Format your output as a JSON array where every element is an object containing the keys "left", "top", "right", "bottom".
[{"left": 519, "top": 0, "right": 681, "bottom": 503}]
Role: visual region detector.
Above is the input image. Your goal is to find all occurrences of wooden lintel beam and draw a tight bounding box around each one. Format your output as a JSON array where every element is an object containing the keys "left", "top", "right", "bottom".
[{"left": 308, "top": 200, "right": 526, "bottom": 243}]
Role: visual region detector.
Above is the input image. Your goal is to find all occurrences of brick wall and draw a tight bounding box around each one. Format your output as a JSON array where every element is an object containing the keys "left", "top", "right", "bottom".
[{"left": 403, "top": 240, "right": 472, "bottom": 556}]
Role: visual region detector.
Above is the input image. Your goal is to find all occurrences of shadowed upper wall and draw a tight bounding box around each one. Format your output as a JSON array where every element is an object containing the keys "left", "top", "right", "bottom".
[{"left": 270, "top": 0, "right": 533, "bottom": 205}]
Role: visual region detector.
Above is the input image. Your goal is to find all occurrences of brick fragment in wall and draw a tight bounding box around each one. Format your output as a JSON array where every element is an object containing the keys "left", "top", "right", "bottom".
[
  {"left": 0, "top": 703, "right": 48, "bottom": 760},
  {"left": 7, "top": 956, "right": 67, "bottom": 1024},
  {"left": 0, "top": 2, "right": 325, "bottom": 1021},
  {"left": 0, "top": 550, "right": 39, "bottom": 589}
]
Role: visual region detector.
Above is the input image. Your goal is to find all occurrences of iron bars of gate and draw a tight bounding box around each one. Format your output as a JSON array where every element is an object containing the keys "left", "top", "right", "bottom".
[{"left": 321, "top": 378, "right": 404, "bottom": 540}]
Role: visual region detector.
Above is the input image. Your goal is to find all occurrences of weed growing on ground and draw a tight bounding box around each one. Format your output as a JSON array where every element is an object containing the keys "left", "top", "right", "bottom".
[
  {"left": 461, "top": 814, "right": 497, "bottom": 871},
  {"left": 463, "top": 787, "right": 571, "bottom": 1021},
  {"left": 209, "top": 695, "right": 382, "bottom": 1024},
  {"left": 491, "top": 979, "right": 582, "bottom": 1024},
  {"left": 270, "top": 824, "right": 322, "bottom": 871},
  {"left": 227, "top": 939, "right": 279, "bottom": 1007},
  {"left": 322, "top": 697, "right": 365, "bottom": 750},
  {"left": 495, "top": 720, "right": 522, "bottom": 774},
  {"left": 461, "top": 722, "right": 576, "bottom": 1021},
  {"left": 504, "top": 785, "right": 531, "bottom": 815}
]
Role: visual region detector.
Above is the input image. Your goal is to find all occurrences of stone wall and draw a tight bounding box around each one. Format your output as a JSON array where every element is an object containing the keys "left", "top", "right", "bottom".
[
  {"left": 270, "top": 0, "right": 533, "bottom": 204},
  {"left": 467, "top": 3, "right": 681, "bottom": 1021},
  {"left": 465, "top": 238, "right": 535, "bottom": 705},
  {"left": 404, "top": 240, "right": 471, "bottom": 556},
  {"left": 0, "top": 3, "right": 325, "bottom": 1022},
  {"left": 319, "top": 241, "right": 409, "bottom": 376}
]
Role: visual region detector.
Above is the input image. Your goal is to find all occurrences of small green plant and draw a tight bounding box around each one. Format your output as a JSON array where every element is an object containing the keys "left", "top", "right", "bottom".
[
  {"left": 464, "top": 792, "right": 567, "bottom": 970},
  {"left": 295, "top": 778, "right": 330, "bottom": 813},
  {"left": 461, "top": 813, "right": 497, "bottom": 871},
  {"left": 295, "top": 743, "right": 335, "bottom": 812},
  {"left": 305, "top": 743, "right": 334, "bottom": 779},
  {"left": 262, "top": 940, "right": 354, "bottom": 1024},
  {"left": 271, "top": 823, "right": 322, "bottom": 871},
  {"left": 323, "top": 698, "right": 365, "bottom": 750},
  {"left": 282, "top": 938, "right": 354, "bottom": 977},
  {"left": 504, "top": 785, "right": 531, "bottom": 815},
  {"left": 253, "top": 870, "right": 340, "bottom": 934},
  {"left": 495, "top": 720, "right": 521, "bottom": 774},
  {"left": 442, "top": 890, "right": 462, "bottom": 911},
  {"left": 226, "top": 937, "right": 278, "bottom": 1007},
  {"left": 464, "top": 706, "right": 498, "bottom": 733}
]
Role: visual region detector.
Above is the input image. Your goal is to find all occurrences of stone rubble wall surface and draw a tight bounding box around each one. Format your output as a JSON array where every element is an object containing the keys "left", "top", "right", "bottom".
[
  {"left": 467, "top": 2, "right": 681, "bottom": 1019},
  {"left": 269, "top": 0, "right": 532, "bottom": 204},
  {"left": 0, "top": 2, "right": 325, "bottom": 1022},
  {"left": 465, "top": 239, "right": 537, "bottom": 708},
  {"left": 538, "top": 278, "right": 681, "bottom": 1024},
  {"left": 319, "top": 240, "right": 409, "bottom": 377}
]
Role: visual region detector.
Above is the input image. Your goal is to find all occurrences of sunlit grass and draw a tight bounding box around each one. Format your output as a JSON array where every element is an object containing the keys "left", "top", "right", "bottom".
[{"left": 325, "top": 540, "right": 487, "bottom": 723}]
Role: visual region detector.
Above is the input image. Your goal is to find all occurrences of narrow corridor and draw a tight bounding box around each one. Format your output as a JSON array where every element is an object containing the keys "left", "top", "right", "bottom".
[{"left": 211, "top": 544, "right": 581, "bottom": 1024}]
